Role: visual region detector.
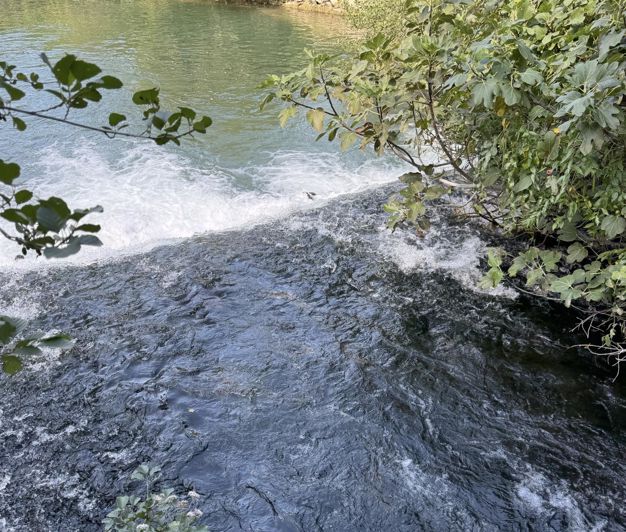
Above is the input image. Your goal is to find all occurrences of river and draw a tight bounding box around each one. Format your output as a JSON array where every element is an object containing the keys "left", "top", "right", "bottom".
[{"left": 1, "top": 1, "right": 625, "bottom": 531}]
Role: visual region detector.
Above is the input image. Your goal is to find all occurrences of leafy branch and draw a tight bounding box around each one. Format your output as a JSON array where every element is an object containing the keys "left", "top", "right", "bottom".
[
  {"left": 262, "top": 0, "right": 626, "bottom": 373},
  {"left": 0, "top": 52, "right": 213, "bottom": 373}
]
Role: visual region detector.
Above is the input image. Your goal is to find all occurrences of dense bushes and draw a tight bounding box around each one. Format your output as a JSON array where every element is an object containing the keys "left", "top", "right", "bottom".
[
  {"left": 263, "top": 0, "right": 626, "bottom": 368},
  {"left": 342, "top": 0, "right": 406, "bottom": 37}
]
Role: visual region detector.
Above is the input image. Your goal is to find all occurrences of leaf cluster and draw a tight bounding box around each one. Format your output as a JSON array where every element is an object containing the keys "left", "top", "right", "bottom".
[
  {"left": 103, "top": 464, "right": 208, "bottom": 532},
  {"left": 263, "top": 0, "right": 626, "bottom": 369},
  {"left": 0, "top": 315, "right": 74, "bottom": 375},
  {"left": 1, "top": 53, "right": 212, "bottom": 373}
]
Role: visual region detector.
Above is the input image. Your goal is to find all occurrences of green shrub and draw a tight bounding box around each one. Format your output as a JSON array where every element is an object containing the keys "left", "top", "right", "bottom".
[
  {"left": 103, "top": 465, "right": 208, "bottom": 532},
  {"left": 342, "top": 0, "right": 407, "bottom": 38},
  {"left": 263, "top": 0, "right": 626, "bottom": 368}
]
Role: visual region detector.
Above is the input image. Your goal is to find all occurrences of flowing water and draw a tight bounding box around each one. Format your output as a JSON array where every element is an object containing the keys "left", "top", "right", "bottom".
[{"left": 1, "top": 2, "right": 626, "bottom": 531}]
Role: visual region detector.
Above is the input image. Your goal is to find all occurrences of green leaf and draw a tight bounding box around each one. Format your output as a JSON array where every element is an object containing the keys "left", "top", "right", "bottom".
[
  {"left": 444, "top": 73, "right": 468, "bottom": 89},
  {"left": 555, "top": 91, "right": 593, "bottom": 118},
  {"left": 108, "top": 113, "right": 126, "bottom": 127},
  {"left": 37, "top": 197, "right": 71, "bottom": 232},
  {"left": 569, "top": 8, "right": 585, "bottom": 25},
  {"left": 2, "top": 355, "right": 22, "bottom": 375},
  {"left": 132, "top": 88, "right": 159, "bottom": 105},
  {"left": 557, "top": 222, "right": 578, "bottom": 242},
  {"left": 566, "top": 242, "right": 588, "bottom": 264},
  {"left": 51, "top": 54, "right": 76, "bottom": 85},
  {"left": 407, "top": 201, "right": 425, "bottom": 221},
  {"left": 471, "top": 78, "right": 498, "bottom": 108},
  {"left": 14, "top": 190, "right": 33, "bottom": 204},
  {"left": 12, "top": 116, "right": 26, "bottom": 131},
  {"left": 539, "top": 250, "right": 562, "bottom": 271},
  {"left": 71, "top": 59, "right": 101, "bottom": 81},
  {"left": 77, "top": 235, "right": 103, "bottom": 247},
  {"left": 549, "top": 276, "right": 574, "bottom": 293},
  {"left": 340, "top": 132, "right": 357, "bottom": 151},
  {"left": 519, "top": 69, "right": 543, "bottom": 86},
  {"left": 259, "top": 92, "right": 275, "bottom": 111},
  {"left": 365, "top": 32, "right": 386, "bottom": 50},
  {"left": 579, "top": 126, "right": 604, "bottom": 155},
  {"left": 79, "top": 87, "right": 102, "bottom": 102},
  {"left": 480, "top": 267, "right": 503, "bottom": 289},
  {"left": 1, "top": 208, "right": 30, "bottom": 224},
  {"left": 39, "top": 334, "right": 74, "bottom": 349},
  {"left": 152, "top": 116, "right": 166, "bottom": 130},
  {"left": 306, "top": 109, "right": 325, "bottom": 133},
  {"left": 593, "top": 103, "right": 620, "bottom": 130},
  {"left": 40, "top": 52, "right": 52, "bottom": 68},
  {"left": 0, "top": 81, "right": 26, "bottom": 101},
  {"left": 486, "top": 248, "right": 503, "bottom": 269},
  {"left": 600, "top": 215, "right": 626, "bottom": 239},
  {"left": 399, "top": 172, "right": 423, "bottom": 186},
  {"left": 513, "top": 175, "right": 533, "bottom": 192},
  {"left": 76, "top": 223, "right": 101, "bottom": 233},
  {"left": 192, "top": 116, "right": 212, "bottom": 133},
  {"left": 69, "top": 205, "right": 103, "bottom": 222},
  {"left": 508, "top": 255, "right": 528, "bottom": 277},
  {"left": 43, "top": 238, "right": 81, "bottom": 259},
  {"left": 0, "top": 160, "right": 21, "bottom": 185},
  {"left": 598, "top": 30, "right": 625, "bottom": 60},
  {"left": 526, "top": 268, "right": 544, "bottom": 287},
  {"left": 278, "top": 106, "right": 297, "bottom": 128},
  {"left": 500, "top": 84, "right": 521, "bottom": 106},
  {"left": 100, "top": 75, "right": 123, "bottom": 89},
  {"left": 516, "top": 41, "right": 535, "bottom": 61},
  {"left": 179, "top": 107, "right": 197, "bottom": 121},
  {"left": 12, "top": 345, "right": 41, "bottom": 356},
  {"left": 0, "top": 317, "right": 17, "bottom": 345},
  {"left": 423, "top": 186, "right": 447, "bottom": 200}
]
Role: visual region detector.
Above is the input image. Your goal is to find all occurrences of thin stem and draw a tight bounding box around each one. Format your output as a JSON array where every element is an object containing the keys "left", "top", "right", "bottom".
[{"left": 2, "top": 106, "right": 195, "bottom": 141}]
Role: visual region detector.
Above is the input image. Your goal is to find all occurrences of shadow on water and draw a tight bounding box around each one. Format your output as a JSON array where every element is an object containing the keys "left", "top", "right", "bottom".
[{"left": 1, "top": 187, "right": 625, "bottom": 531}]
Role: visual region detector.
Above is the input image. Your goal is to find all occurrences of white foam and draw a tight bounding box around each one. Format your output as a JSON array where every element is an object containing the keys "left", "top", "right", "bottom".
[
  {"left": 515, "top": 469, "right": 607, "bottom": 531},
  {"left": 0, "top": 475, "right": 10, "bottom": 493},
  {"left": 377, "top": 223, "right": 518, "bottom": 299},
  {"left": 0, "top": 141, "right": 401, "bottom": 270},
  {"left": 398, "top": 458, "right": 449, "bottom": 498},
  {"left": 0, "top": 278, "right": 41, "bottom": 320}
]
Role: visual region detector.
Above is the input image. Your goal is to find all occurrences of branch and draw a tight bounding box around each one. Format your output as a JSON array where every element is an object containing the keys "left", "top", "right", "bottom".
[
  {"left": 1, "top": 106, "right": 195, "bottom": 141},
  {"left": 425, "top": 82, "right": 474, "bottom": 183}
]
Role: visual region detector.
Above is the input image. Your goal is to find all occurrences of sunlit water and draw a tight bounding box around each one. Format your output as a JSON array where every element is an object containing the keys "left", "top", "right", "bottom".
[{"left": 1, "top": 2, "right": 626, "bottom": 531}]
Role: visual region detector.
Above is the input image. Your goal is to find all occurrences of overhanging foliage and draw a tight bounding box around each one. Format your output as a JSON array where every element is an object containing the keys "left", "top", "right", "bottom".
[{"left": 263, "top": 0, "right": 626, "bottom": 370}]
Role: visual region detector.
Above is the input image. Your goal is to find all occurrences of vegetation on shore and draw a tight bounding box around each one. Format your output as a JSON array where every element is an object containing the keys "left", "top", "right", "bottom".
[{"left": 263, "top": 0, "right": 626, "bottom": 370}]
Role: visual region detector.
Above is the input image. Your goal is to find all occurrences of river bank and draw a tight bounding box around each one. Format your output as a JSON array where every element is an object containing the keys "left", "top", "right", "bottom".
[{"left": 216, "top": 0, "right": 344, "bottom": 14}]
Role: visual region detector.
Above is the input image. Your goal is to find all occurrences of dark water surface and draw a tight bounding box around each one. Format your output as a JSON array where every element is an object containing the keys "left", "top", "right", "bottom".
[{"left": 1, "top": 188, "right": 625, "bottom": 531}]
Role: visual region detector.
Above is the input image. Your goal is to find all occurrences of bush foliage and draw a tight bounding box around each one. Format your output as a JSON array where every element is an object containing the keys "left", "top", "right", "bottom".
[
  {"left": 103, "top": 465, "right": 208, "bottom": 532},
  {"left": 263, "top": 0, "right": 626, "bottom": 368}
]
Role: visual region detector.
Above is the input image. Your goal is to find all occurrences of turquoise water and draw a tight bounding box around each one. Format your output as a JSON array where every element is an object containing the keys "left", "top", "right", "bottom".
[{"left": 0, "top": 0, "right": 398, "bottom": 265}]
